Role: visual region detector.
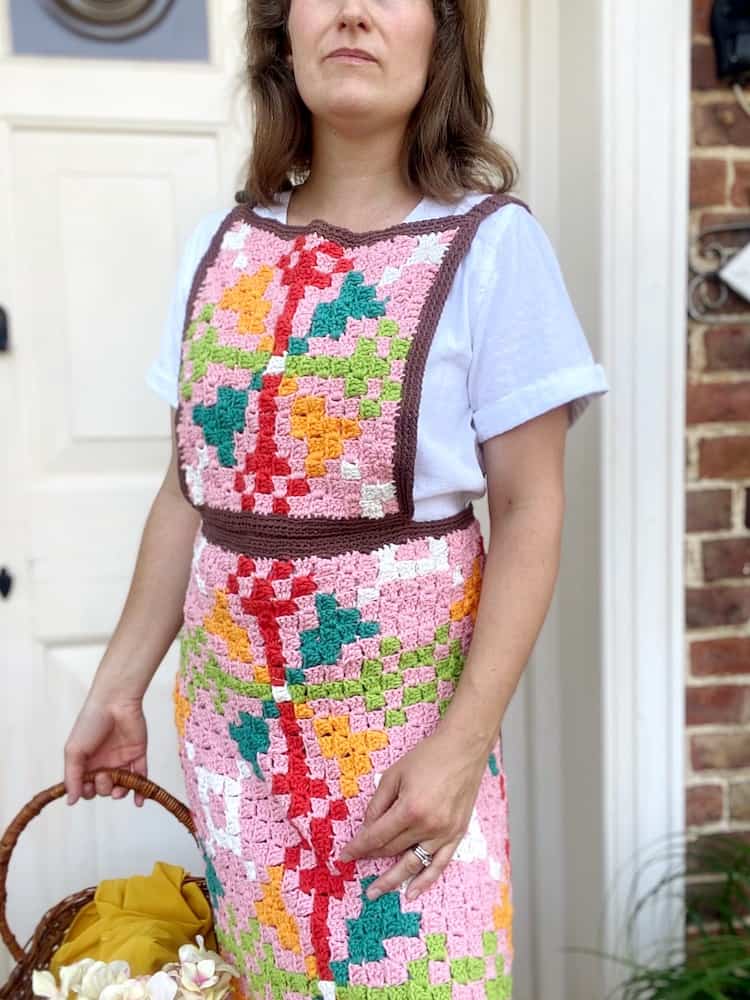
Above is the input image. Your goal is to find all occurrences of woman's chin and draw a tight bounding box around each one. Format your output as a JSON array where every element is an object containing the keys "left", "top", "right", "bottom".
[{"left": 304, "top": 87, "right": 385, "bottom": 119}]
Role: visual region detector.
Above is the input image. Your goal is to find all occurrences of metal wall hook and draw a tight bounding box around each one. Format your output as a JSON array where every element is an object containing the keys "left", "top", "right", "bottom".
[{"left": 688, "top": 220, "right": 750, "bottom": 323}]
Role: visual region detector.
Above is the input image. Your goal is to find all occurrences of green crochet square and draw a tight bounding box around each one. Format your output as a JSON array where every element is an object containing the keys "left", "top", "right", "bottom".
[
  {"left": 359, "top": 398, "right": 381, "bottom": 419},
  {"left": 385, "top": 709, "right": 406, "bottom": 727},
  {"left": 426, "top": 933, "right": 448, "bottom": 960},
  {"left": 380, "top": 637, "right": 402, "bottom": 655}
]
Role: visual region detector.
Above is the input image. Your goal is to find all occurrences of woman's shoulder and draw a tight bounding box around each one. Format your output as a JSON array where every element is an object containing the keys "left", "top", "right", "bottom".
[
  {"left": 175, "top": 204, "right": 237, "bottom": 277},
  {"left": 458, "top": 190, "right": 560, "bottom": 266},
  {"left": 189, "top": 204, "right": 238, "bottom": 250},
  {"left": 427, "top": 188, "right": 534, "bottom": 240},
  {"left": 448, "top": 192, "right": 576, "bottom": 310}
]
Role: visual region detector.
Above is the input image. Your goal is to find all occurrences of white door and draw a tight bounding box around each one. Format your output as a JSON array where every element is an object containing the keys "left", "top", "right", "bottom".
[
  {"left": 0, "top": 3, "right": 567, "bottom": 997},
  {"left": 0, "top": 0, "right": 249, "bottom": 978}
]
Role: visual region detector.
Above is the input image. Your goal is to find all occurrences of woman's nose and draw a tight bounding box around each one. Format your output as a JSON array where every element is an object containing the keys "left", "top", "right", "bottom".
[{"left": 336, "top": 0, "right": 372, "bottom": 30}]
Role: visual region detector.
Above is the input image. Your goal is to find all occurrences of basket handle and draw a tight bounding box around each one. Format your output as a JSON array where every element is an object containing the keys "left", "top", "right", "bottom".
[{"left": 0, "top": 767, "right": 198, "bottom": 963}]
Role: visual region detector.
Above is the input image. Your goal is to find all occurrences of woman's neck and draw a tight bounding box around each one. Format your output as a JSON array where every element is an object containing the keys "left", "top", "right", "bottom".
[
  {"left": 287, "top": 119, "right": 420, "bottom": 230},
  {"left": 286, "top": 179, "right": 423, "bottom": 231}
]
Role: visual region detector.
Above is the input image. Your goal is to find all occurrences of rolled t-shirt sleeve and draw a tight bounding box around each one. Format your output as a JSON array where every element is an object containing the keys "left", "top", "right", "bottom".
[{"left": 467, "top": 203, "right": 609, "bottom": 443}]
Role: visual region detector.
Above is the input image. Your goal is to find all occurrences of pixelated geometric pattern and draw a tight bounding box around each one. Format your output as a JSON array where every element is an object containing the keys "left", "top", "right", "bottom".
[
  {"left": 174, "top": 517, "right": 514, "bottom": 1000},
  {"left": 174, "top": 214, "right": 465, "bottom": 519},
  {"left": 171, "top": 206, "right": 514, "bottom": 998}
]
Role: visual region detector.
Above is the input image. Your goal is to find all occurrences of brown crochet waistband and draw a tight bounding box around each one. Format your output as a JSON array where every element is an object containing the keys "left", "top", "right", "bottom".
[{"left": 198, "top": 504, "right": 477, "bottom": 558}]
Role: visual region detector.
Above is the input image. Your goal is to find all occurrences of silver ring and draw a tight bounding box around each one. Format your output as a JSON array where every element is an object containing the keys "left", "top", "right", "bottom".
[{"left": 411, "top": 843, "right": 433, "bottom": 868}]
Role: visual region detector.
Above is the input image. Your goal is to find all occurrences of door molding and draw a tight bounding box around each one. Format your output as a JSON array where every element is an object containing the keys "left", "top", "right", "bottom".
[
  {"left": 599, "top": 0, "right": 690, "bottom": 984},
  {"left": 523, "top": 0, "right": 690, "bottom": 994}
]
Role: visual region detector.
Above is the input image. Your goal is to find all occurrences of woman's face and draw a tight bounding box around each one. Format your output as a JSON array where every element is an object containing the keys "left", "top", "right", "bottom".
[{"left": 286, "top": 0, "right": 437, "bottom": 131}]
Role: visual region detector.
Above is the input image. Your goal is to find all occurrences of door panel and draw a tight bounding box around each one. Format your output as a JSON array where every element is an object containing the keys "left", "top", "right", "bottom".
[
  {"left": 0, "top": 0, "right": 246, "bottom": 974},
  {"left": 15, "top": 128, "right": 219, "bottom": 461}
]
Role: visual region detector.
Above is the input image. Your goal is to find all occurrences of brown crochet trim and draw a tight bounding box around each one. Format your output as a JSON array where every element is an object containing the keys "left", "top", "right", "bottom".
[
  {"left": 396, "top": 192, "right": 531, "bottom": 515},
  {"left": 198, "top": 503, "right": 477, "bottom": 558},
  {"left": 178, "top": 203, "right": 247, "bottom": 377},
  {"left": 240, "top": 191, "right": 528, "bottom": 245}
]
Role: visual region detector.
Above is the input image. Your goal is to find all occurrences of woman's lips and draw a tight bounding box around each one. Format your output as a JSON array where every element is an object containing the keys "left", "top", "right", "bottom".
[{"left": 327, "top": 50, "right": 377, "bottom": 63}]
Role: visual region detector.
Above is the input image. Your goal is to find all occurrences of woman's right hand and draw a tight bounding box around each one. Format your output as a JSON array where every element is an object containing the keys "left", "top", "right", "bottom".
[{"left": 64, "top": 691, "right": 149, "bottom": 807}]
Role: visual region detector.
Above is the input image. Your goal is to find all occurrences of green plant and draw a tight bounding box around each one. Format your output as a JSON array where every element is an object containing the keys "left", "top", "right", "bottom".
[{"left": 567, "top": 833, "right": 750, "bottom": 1000}]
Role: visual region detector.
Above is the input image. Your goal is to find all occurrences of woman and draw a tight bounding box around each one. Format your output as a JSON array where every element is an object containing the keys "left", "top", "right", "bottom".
[{"left": 64, "top": 1, "right": 609, "bottom": 997}]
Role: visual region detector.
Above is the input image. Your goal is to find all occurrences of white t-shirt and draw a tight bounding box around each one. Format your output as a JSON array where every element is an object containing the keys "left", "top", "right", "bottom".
[{"left": 145, "top": 189, "right": 609, "bottom": 520}]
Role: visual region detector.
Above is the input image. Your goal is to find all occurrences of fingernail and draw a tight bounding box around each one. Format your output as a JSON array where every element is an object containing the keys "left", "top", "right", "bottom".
[
  {"left": 366, "top": 887, "right": 381, "bottom": 900},
  {"left": 406, "top": 888, "right": 419, "bottom": 901}
]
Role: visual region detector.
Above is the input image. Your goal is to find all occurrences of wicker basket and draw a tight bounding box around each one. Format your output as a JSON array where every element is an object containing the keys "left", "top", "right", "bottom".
[{"left": 0, "top": 766, "right": 211, "bottom": 1000}]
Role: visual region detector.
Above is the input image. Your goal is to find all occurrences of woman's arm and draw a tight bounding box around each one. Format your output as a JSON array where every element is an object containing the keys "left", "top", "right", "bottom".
[
  {"left": 337, "top": 403, "right": 569, "bottom": 898},
  {"left": 437, "top": 401, "right": 567, "bottom": 753},
  {"left": 64, "top": 413, "right": 200, "bottom": 804},
  {"left": 89, "top": 412, "right": 201, "bottom": 703}
]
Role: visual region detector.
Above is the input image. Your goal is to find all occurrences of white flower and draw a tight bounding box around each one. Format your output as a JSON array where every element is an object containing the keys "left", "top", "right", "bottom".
[
  {"left": 175, "top": 985, "right": 234, "bottom": 1000},
  {"left": 98, "top": 980, "right": 147, "bottom": 1000},
  {"left": 142, "top": 971, "right": 178, "bottom": 1000},
  {"left": 78, "top": 960, "right": 131, "bottom": 999},
  {"left": 32, "top": 938, "right": 237, "bottom": 1000},
  {"left": 32, "top": 969, "right": 65, "bottom": 999},
  {"left": 174, "top": 935, "right": 238, "bottom": 978},
  {"left": 175, "top": 934, "right": 206, "bottom": 967},
  {"left": 33, "top": 958, "right": 98, "bottom": 999},
  {"left": 99, "top": 969, "right": 178, "bottom": 1000},
  {"left": 157, "top": 936, "right": 239, "bottom": 1000},
  {"left": 177, "top": 958, "right": 221, "bottom": 994}
]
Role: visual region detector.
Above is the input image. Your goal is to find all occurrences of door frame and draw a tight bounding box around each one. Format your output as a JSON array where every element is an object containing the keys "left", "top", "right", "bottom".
[
  {"left": 522, "top": 0, "right": 690, "bottom": 994},
  {"left": 599, "top": 0, "right": 690, "bottom": 981}
]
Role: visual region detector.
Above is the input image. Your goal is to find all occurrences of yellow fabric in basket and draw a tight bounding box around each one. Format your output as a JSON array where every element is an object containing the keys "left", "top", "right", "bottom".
[{"left": 48, "top": 860, "right": 217, "bottom": 979}]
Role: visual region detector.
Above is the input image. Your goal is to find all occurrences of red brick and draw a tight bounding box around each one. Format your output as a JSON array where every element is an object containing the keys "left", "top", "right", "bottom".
[
  {"left": 687, "top": 783, "right": 724, "bottom": 825},
  {"left": 703, "top": 538, "right": 750, "bottom": 581},
  {"left": 692, "top": 40, "right": 722, "bottom": 91},
  {"left": 685, "top": 830, "right": 750, "bottom": 876},
  {"left": 731, "top": 161, "right": 750, "bottom": 207},
  {"left": 687, "top": 381, "right": 750, "bottom": 422},
  {"left": 729, "top": 780, "right": 750, "bottom": 819},
  {"left": 687, "top": 683, "right": 750, "bottom": 723},
  {"left": 686, "top": 489, "right": 733, "bottom": 531},
  {"left": 692, "top": 637, "right": 750, "bottom": 676},
  {"left": 691, "top": 157, "right": 727, "bottom": 206},
  {"left": 693, "top": 0, "right": 712, "bottom": 36},
  {"left": 705, "top": 327, "right": 750, "bottom": 371},
  {"left": 698, "top": 437, "right": 750, "bottom": 479},
  {"left": 685, "top": 875, "right": 750, "bottom": 921},
  {"left": 686, "top": 586, "right": 750, "bottom": 627},
  {"left": 692, "top": 730, "right": 750, "bottom": 769},
  {"left": 694, "top": 102, "right": 750, "bottom": 146}
]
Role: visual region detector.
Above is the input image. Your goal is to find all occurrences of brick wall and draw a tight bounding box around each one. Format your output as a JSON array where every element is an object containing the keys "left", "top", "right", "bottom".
[{"left": 687, "top": 0, "right": 750, "bottom": 836}]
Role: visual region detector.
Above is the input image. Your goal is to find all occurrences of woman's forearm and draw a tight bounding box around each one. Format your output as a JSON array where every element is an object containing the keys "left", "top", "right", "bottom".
[
  {"left": 439, "top": 498, "right": 565, "bottom": 753},
  {"left": 90, "top": 485, "right": 201, "bottom": 702}
]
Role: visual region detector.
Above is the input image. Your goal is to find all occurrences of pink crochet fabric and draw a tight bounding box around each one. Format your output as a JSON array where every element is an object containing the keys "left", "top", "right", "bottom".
[{"left": 173, "top": 193, "right": 525, "bottom": 999}]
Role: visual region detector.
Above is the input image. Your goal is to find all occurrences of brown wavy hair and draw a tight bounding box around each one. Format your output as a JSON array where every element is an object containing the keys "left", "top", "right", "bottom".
[{"left": 237, "top": 0, "right": 519, "bottom": 208}]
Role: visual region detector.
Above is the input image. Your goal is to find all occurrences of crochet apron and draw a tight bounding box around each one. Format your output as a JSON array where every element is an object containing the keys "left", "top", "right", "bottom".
[{"left": 172, "top": 191, "right": 526, "bottom": 1000}]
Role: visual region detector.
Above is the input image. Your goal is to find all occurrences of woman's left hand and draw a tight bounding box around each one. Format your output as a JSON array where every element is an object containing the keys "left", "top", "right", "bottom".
[{"left": 336, "top": 725, "right": 490, "bottom": 901}]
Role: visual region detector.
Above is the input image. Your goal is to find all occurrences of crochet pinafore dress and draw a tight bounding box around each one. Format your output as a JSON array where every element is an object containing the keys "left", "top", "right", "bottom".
[{"left": 172, "top": 190, "right": 525, "bottom": 1000}]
